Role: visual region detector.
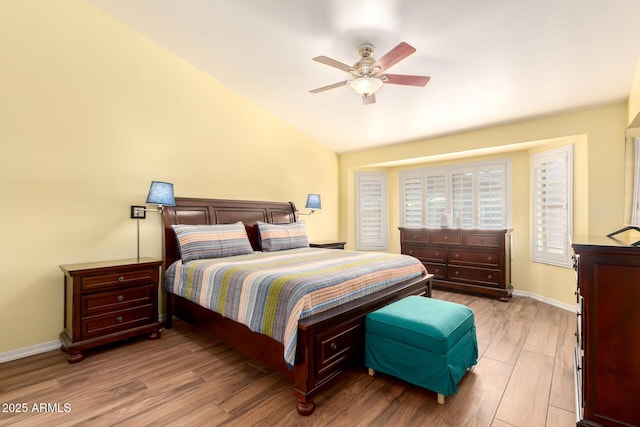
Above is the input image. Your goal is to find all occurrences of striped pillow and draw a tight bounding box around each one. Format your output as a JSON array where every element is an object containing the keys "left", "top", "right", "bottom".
[
  {"left": 257, "top": 221, "right": 309, "bottom": 252},
  {"left": 172, "top": 222, "right": 254, "bottom": 262}
]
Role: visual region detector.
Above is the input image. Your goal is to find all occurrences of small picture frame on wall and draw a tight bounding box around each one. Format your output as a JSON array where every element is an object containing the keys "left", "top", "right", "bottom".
[{"left": 130, "top": 205, "right": 146, "bottom": 219}]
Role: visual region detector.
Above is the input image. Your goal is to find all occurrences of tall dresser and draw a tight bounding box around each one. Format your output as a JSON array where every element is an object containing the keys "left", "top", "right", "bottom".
[
  {"left": 572, "top": 236, "right": 640, "bottom": 427},
  {"left": 399, "top": 228, "right": 512, "bottom": 301}
]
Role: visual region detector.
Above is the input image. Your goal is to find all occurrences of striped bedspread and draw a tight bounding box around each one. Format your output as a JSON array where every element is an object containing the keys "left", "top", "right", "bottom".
[{"left": 164, "top": 248, "right": 427, "bottom": 366}]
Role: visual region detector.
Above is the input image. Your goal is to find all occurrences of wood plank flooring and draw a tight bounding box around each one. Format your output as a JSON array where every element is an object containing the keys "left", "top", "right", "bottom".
[{"left": 0, "top": 290, "right": 577, "bottom": 426}]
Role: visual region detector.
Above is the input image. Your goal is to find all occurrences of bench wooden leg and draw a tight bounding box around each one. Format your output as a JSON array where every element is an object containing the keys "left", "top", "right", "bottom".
[{"left": 437, "top": 393, "right": 445, "bottom": 404}]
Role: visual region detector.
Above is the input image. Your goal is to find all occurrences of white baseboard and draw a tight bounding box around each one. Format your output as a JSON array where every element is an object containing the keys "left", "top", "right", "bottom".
[
  {"left": 512, "top": 289, "right": 577, "bottom": 313},
  {"left": 0, "top": 340, "right": 60, "bottom": 364},
  {"left": 0, "top": 314, "right": 166, "bottom": 364}
]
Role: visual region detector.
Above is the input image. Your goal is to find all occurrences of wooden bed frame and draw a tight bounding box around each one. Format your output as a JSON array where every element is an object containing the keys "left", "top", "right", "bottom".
[{"left": 162, "top": 197, "right": 432, "bottom": 415}]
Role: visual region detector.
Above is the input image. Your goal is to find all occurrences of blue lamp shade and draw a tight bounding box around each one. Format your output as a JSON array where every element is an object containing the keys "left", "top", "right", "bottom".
[
  {"left": 146, "top": 181, "right": 175, "bottom": 207},
  {"left": 305, "top": 194, "right": 321, "bottom": 210}
]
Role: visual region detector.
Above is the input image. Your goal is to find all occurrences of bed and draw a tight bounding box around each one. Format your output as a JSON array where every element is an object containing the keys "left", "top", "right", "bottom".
[{"left": 162, "top": 197, "right": 432, "bottom": 415}]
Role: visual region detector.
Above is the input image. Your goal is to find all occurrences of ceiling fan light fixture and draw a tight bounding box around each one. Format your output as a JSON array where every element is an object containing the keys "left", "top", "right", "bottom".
[{"left": 349, "top": 77, "right": 384, "bottom": 96}]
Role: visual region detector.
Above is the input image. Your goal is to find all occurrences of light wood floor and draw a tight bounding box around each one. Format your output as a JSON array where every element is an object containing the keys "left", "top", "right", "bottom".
[{"left": 0, "top": 290, "right": 577, "bottom": 426}]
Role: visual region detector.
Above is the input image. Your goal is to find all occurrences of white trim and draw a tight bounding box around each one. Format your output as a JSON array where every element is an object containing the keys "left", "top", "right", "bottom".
[
  {"left": 1, "top": 314, "right": 165, "bottom": 363},
  {"left": 511, "top": 289, "right": 576, "bottom": 313},
  {"left": 0, "top": 340, "right": 60, "bottom": 363}
]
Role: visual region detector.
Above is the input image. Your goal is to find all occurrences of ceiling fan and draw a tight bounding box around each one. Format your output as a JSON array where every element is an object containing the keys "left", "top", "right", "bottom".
[{"left": 310, "top": 42, "right": 430, "bottom": 105}]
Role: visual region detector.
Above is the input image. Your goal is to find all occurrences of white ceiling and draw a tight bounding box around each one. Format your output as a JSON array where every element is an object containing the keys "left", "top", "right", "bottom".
[{"left": 88, "top": 0, "right": 640, "bottom": 153}]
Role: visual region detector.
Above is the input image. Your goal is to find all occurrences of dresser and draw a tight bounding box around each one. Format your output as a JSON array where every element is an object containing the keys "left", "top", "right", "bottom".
[
  {"left": 59, "top": 258, "right": 163, "bottom": 362},
  {"left": 572, "top": 237, "right": 640, "bottom": 427},
  {"left": 399, "top": 228, "right": 512, "bottom": 301}
]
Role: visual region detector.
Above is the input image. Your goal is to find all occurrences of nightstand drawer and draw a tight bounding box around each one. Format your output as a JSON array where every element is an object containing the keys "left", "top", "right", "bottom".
[
  {"left": 81, "top": 305, "right": 154, "bottom": 338},
  {"left": 81, "top": 285, "right": 154, "bottom": 316},
  {"left": 81, "top": 268, "right": 157, "bottom": 292}
]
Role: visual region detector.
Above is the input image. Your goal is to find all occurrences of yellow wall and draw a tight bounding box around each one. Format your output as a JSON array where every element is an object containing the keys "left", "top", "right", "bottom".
[
  {"left": 0, "top": 0, "right": 338, "bottom": 354},
  {"left": 629, "top": 58, "right": 640, "bottom": 124},
  {"left": 339, "top": 104, "right": 627, "bottom": 306}
]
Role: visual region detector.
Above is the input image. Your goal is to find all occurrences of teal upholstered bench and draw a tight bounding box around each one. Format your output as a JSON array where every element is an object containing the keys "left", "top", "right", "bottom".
[{"left": 365, "top": 295, "right": 478, "bottom": 404}]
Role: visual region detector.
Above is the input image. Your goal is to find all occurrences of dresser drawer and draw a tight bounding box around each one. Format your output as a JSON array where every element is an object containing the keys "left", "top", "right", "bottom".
[
  {"left": 431, "top": 231, "right": 463, "bottom": 245},
  {"left": 81, "top": 285, "right": 154, "bottom": 316},
  {"left": 315, "top": 320, "right": 363, "bottom": 381},
  {"left": 402, "top": 246, "right": 446, "bottom": 262},
  {"left": 465, "top": 233, "right": 501, "bottom": 248},
  {"left": 424, "top": 262, "right": 446, "bottom": 279},
  {"left": 448, "top": 266, "right": 501, "bottom": 287},
  {"left": 81, "top": 267, "right": 157, "bottom": 292},
  {"left": 81, "top": 305, "right": 154, "bottom": 339},
  {"left": 401, "top": 229, "right": 430, "bottom": 244},
  {"left": 449, "top": 249, "right": 500, "bottom": 267}
]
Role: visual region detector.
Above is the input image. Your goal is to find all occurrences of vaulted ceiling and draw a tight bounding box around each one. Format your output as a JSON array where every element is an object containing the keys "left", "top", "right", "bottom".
[{"left": 88, "top": 0, "right": 640, "bottom": 153}]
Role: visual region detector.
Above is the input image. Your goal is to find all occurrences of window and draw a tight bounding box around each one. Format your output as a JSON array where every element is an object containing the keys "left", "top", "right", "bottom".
[
  {"left": 632, "top": 137, "right": 640, "bottom": 225},
  {"left": 400, "top": 160, "right": 511, "bottom": 229},
  {"left": 531, "top": 145, "right": 573, "bottom": 267},
  {"left": 356, "top": 172, "right": 388, "bottom": 250}
]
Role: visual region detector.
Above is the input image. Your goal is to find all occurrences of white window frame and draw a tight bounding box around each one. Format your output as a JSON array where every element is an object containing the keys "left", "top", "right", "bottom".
[
  {"left": 356, "top": 171, "right": 388, "bottom": 250},
  {"left": 632, "top": 137, "right": 640, "bottom": 225},
  {"left": 531, "top": 145, "right": 573, "bottom": 267},
  {"left": 399, "top": 159, "right": 512, "bottom": 229}
]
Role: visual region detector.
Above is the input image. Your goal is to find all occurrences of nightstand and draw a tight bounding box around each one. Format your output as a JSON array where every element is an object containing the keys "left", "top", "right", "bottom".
[
  {"left": 59, "top": 257, "right": 163, "bottom": 363},
  {"left": 309, "top": 241, "right": 346, "bottom": 250}
]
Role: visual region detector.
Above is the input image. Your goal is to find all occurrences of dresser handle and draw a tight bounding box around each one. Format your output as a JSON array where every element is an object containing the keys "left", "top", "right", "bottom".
[
  {"left": 118, "top": 276, "right": 125, "bottom": 282},
  {"left": 454, "top": 270, "right": 459, "bottom": 276},
  {"left": 408, "top": 250, "right": 413, "bottom": 255},
  {"left": 454, "top": 253, "right": 459, "bottom": 258},
  {"left": 444, "top": 236, "right": 448, "bottom": 241},
  {"left": 487, "top": 274, "right": 492, "bottom": 280},
  {"left": 116, "top": 316, "right": 124, "bottom": 323},
  {"left": 435, "top": 251, "right": 439, "bottom": 257},
  {"left": 330, "top": 342, "right": 338, "bottom": 352},
  {"left": 116, "top": 295, "right": 124, "bottom": 302},
  {"left": 487, "top": 256, "right": 492, "bottom": 262}
]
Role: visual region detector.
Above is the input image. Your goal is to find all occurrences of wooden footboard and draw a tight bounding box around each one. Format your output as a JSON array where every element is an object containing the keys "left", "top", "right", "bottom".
[{"left": 165, "top": 274, "right": 432, "bottom": 415}]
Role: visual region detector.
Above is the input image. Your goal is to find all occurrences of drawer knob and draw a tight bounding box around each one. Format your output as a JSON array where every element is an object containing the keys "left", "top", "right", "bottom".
[
  {"left": 408, "top": 250, "right": 413, "bottom": 255},
  {"left": 487, "top": 256, "right": 492, "bottom": 262},
  {"left": 454, "top": 270, "right": 459, "bottom": 276},
  {"left": 118, "top": 276, "right": 125, "bottom": 282},
  {"left": 116, "top": 295, "right": 124, "bottom": 302},
  {"left": 435, "top": 251, "right": 439, "bottom": 257},
  {"left": 116, "top": 316, "right": 124, "bottom": 323},
  {"left": 330, "top": 342, "right": 338, "bottom": 352},
  {"left": 444, "top": 236, "right": 448, "bottom": 241},
  {"left": 454, "top": 253, "right": 459, "bottom": 258},
  {"left": 487, "top": 275, "right": 492, "bottom": 280}
]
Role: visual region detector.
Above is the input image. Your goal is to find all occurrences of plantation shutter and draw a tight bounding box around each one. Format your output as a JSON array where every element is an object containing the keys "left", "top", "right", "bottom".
[
  {"left": 400, "top": 171, "right": 424, "bottom": 227},
  {"left": 356, "top": 172, "right": 388, "bottom": 250},
  {"left": 532, "top": 146, "right": 573, "bottom": 267},
  {"left": 633, "top": 138, "right": 640, "bottom": 225},
  {"left": 478, "top": 167, "right": 506, "bottom": 229},
  {"left": 451, "top": 170, "right": 474, "bottom": 228},
  {"left": 425, "top": 173, "right": 447, "bottom": 228}
]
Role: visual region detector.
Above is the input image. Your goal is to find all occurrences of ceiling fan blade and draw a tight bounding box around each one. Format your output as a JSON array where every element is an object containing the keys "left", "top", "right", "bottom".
[
  {"left": 309, "top": 80, "right": 350, "bottom": 93},
  {"left": 362, "top": 93, "right": 376, "bottom": 105},
  {"left": 373, "top": 42, "right": 416, "bottom": 73},
  {"left": 312, "top": 56, "right": 354, "bottom": 73},
  {"left": 384, "top": 74, "right": 430, "bottom": 87}
]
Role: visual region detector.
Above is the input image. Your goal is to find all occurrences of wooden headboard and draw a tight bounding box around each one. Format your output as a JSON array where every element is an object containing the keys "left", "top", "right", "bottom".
[{"left": 162, "top": 197, "right": 298, "bottom": 267}]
